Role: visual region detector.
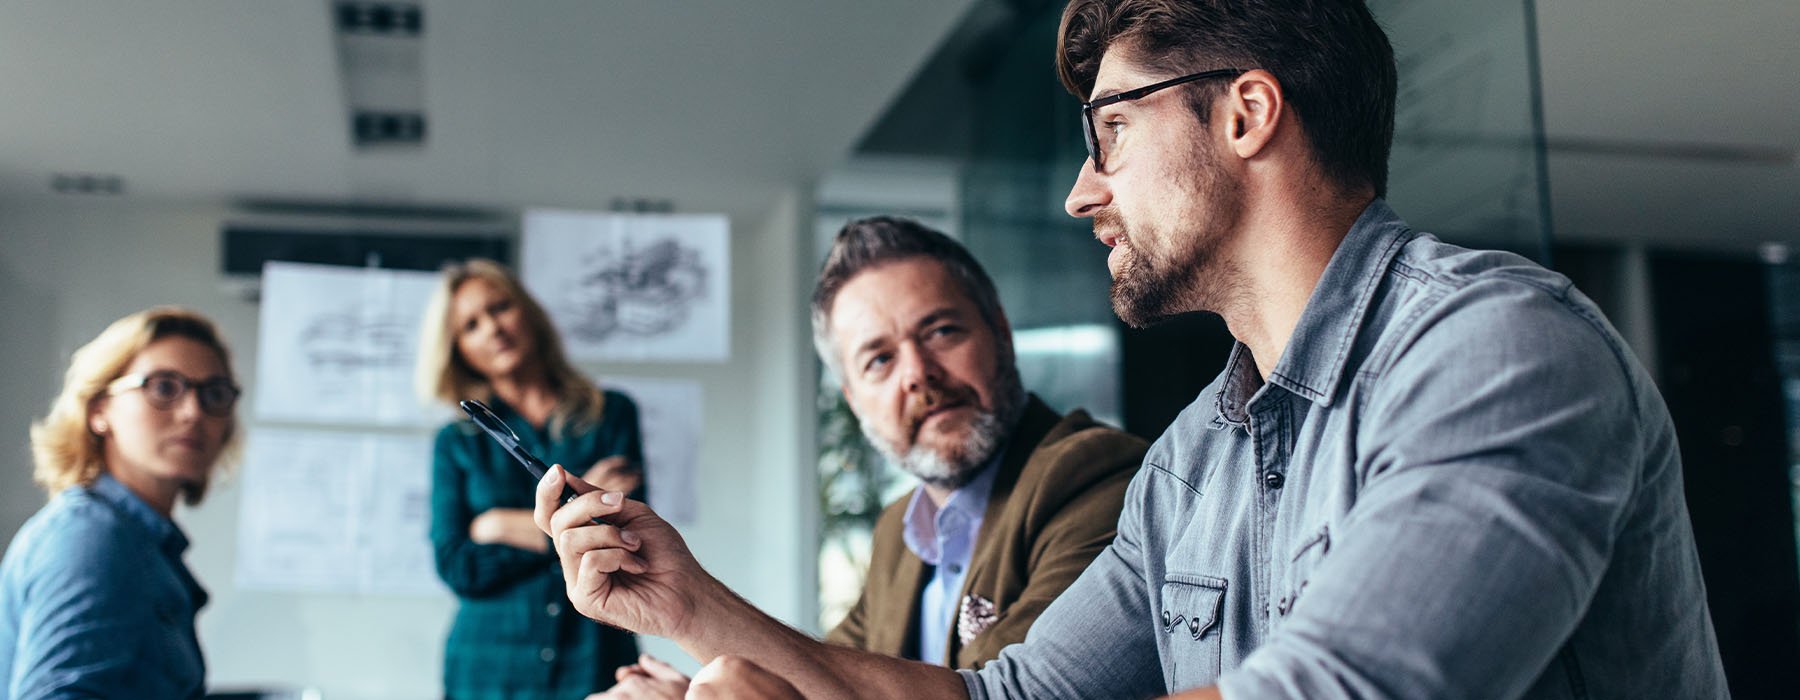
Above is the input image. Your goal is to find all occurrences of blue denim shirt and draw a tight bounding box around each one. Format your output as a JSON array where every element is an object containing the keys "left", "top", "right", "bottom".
[
  {"left": 1, "top": 474, "right": 208, "bottom": 700},
  {"left": 965, "top": 201, "right": 1728, "bottom": 699}
]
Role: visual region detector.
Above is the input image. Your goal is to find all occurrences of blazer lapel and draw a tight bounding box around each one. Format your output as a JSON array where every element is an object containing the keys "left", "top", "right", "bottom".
[
  {"left": 946, "top": 395, "right": 1059, "bottom": 662},
  {"left": 866, "top": 495, "right": 934, "bottom": 660}
]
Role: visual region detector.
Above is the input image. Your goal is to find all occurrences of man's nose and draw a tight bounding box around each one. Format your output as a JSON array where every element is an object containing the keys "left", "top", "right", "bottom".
[
  {"left": 899, "top": 346, "right": 944, "bottom": 393},
  {"left": 1065, "top": 160, "right": 1111, "bottom": 218}
]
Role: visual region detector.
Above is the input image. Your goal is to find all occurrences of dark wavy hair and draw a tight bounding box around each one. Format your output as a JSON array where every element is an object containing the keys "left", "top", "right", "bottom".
[{"left": 1057, "top": 0, "right": 1396, "bottom": 197}]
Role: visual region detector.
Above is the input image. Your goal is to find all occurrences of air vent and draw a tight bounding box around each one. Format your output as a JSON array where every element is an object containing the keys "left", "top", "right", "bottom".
[
  {"left": 333, "top": 1, "right": 426, "bottom": 150},
  {"left": 352, "top": 111, "right": 426, "bottom": 146},
  {"left": 50, "top": 173, "right": 124, "bottom": 195},
  {"left": 335, "top": 2, "right": 422, "bottom": 36}
]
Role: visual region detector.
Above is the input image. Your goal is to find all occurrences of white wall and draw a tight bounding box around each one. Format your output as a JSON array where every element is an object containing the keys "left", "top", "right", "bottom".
[{"left": 0, "top": 192, "right": 818, "bottom": 698}]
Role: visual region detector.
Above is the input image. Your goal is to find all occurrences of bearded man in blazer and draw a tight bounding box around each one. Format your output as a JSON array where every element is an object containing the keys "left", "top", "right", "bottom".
[
  {"left": 603, "top": 216, "right": 1144, "bottom": 698},
  {"left": 813, "top": 216, "right": 1146, "bottom": 669}
]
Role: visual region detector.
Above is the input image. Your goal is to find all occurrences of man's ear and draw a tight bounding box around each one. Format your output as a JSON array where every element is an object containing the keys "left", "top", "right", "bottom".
[{"left": 1225, "top": 69, "right": 1284, "bottom": 160}]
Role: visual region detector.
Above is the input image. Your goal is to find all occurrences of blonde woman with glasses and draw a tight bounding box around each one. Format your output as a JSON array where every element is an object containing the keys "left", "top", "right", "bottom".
[
  {"left": 0, "top": 307, "right": 241, "bottom": 699},
  {"left": 418, "top": 259, "right": 645, "bottom": 700}
]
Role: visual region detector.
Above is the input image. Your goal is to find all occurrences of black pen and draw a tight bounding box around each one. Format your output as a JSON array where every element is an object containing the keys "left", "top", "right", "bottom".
[{"left": 460, "top": 399, "right": 603, "bottom": 521}]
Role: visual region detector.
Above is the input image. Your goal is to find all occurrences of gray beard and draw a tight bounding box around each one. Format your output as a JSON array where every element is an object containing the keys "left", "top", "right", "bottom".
[{"left": 864, "top": 405, "right": 1010, "bottom": 491}]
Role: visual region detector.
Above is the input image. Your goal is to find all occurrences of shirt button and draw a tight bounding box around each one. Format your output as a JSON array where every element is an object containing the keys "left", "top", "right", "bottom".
[
  {"left": 546, "top": 603, "right": 561, "bottom": 617},
  {"left": 1262, "top": 471, "right": 1285, "bottom": 490},
  {"left": 947, "top": 564, "right": 962, "bottom": 575},
  {"left": 540, "top": 648, "right": 556, "bottom": 663}
]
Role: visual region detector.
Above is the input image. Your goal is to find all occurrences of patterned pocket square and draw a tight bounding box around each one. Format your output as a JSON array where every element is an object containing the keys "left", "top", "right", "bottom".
[{"left": 958, "top": 593, "right": 999, "bottom": 645}]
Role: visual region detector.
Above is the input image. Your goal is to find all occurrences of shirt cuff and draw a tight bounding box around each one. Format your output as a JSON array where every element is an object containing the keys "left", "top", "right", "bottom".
[{"left": 958, "top": 668, "right": 987, "bottom": 699}]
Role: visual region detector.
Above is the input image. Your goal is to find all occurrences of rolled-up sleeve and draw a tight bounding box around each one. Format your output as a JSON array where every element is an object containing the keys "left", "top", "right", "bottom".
[{"left": 1220, "top": 282, "right": 1641, "bottom": 699}]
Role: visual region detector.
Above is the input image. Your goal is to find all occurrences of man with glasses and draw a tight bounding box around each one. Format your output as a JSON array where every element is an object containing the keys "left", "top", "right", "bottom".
[{"left": 533, "top": 1, "right": 1729, "bottom": 698}]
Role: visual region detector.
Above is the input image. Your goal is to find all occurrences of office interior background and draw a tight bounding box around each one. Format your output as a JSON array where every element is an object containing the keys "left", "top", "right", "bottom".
[{"left": 1, "top": 1, "right": 1796, "bottom": 698}]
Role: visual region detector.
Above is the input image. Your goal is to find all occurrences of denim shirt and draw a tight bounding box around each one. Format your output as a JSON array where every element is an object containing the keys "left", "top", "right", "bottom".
[
  {"left": 965, "top": 201, "right": 1728, "bottom": 699},
  {"left": 1, "top": 474, "right": 208, "bottom": 700},
  {"left": 901, "top": 457, "right": 998, "bottom": 665}
]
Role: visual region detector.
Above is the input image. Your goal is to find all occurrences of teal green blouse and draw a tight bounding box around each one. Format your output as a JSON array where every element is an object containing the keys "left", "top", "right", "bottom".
[{"left": 430, "top": 389, "right": 644, "bottom": 700}]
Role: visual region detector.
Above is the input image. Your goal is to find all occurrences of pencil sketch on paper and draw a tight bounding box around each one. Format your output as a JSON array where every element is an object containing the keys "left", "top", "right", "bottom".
[
  {"left": 562, "top": 237, "right": 710, "bottom": 343},
  {"left": 254, "top": 262, "right": 443, "bottom": 426},
  {"left": 521, "top": 211, "right": 731, "bottom": 362},
  {"left": 299, "top": 308, "right": 416, "bottom": 370}
]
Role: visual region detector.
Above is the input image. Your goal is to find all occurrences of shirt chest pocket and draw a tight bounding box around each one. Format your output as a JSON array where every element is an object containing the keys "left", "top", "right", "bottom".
[
  {"left": 1276, "top": 523, "right": 1331, "bottom": 619},
  {"left": 1160, "top": 574, "right": 1227, "bottom": 689}
]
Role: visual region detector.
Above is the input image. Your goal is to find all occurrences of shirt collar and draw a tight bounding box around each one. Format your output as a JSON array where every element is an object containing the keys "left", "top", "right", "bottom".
[
  {"left": 89, "top": 472, "right": 190, "bottom": 556},
  {"left": 1210, "top": 199, "right": 1415, "bottom": 425},
  {"left": 900, "top": 451, "right": 1002, "bottom": 566}
]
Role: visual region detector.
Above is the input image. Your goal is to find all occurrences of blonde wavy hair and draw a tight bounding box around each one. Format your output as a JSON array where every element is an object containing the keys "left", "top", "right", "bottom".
[
  {"left": 29, "top": 306, "right": 242, "bottom": 503},
  {"left": 416, "top": 258, "right": 604, "bottom": 437}
]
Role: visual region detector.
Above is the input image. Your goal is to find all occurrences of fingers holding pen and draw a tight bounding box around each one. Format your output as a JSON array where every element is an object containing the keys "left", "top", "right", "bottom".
[
  {"left": 556, "top": 519, "right": 643, "bottom": 559},
  {"left": 577, "top": 545, "right": 650, "bottom": 579},
  {"left": 533, "top": 464, "right": 618, "bottom": 535}
]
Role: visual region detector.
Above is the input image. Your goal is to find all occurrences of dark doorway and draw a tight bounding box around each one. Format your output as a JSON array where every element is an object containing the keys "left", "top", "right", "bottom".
[{"left": 1652, "top": 251, "right": 1800, "bottom": 698}]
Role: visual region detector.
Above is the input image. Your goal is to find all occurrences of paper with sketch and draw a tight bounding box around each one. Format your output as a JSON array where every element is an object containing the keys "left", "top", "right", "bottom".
[
  {"left": 601, "top": 376, "right": 702, "bottom": 524},
  {"left": 235, "top": 427, "right": 444, "bottom": 596},
  {"left": 254, "top": 262, "right": 445, "bottom": 427},
  {"left": 521, "top": 210, "right": 730, "bottom": 362}
]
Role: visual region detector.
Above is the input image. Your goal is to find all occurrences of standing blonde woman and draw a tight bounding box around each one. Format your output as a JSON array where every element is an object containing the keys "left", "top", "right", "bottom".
[
  {"left": 418, "top": 258, "right": 645, "bottom": 700},
  {"left": 0, "top": 307, "right": 241, "bottom": 699}
]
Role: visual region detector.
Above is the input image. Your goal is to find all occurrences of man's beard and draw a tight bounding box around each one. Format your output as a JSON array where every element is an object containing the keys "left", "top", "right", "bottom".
[
  {"left": 1101, "top": 143, "right": 1242, "bottom": 328},
  {"left": 863, "top": 366, "right": 1025, "bottom": 491}
]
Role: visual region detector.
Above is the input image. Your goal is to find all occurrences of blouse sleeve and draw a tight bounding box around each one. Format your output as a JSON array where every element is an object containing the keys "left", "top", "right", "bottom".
[{"left": 428, "top": 424, "right": 555, "bottom": 598}]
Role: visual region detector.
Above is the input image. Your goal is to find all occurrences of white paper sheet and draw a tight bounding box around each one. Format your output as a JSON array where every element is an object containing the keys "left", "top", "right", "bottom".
[
  {"left": 234, "top": 427, "right": 444, "bottom": 595},
  {"left": 254, "top": 262, "right": 445, "bottom": 427},
  {"left": 521, "top": 210, "right": 731, "bottom": 362},
  {"left": 599, "top": 376, "right": 702, "bottom": 524}
]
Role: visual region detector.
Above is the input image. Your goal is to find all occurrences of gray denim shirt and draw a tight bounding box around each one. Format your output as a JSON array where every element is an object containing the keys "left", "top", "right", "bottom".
[{"left": 964, "top": 201, "right": 1728, "bottom": 699}]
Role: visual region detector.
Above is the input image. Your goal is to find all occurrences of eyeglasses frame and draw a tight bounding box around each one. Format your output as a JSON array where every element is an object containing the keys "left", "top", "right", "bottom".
[
  {"left": 1080, "top": 68, "right": 1249, "bottom": 172},
  {"left": 107, "top": 370, "right": 242, "bottom": 417}
]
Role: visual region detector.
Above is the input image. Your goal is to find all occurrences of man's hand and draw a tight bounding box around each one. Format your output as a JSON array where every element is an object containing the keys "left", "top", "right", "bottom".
[
  {"left": 687, "top": 656, "right": 803, "bottom": 700},
  {"left": 583, "top": 454, "right": 643, "bottom": 494},
  {"left": 532, "top": 464, "right": 710, "bottom": 640},
  {"left": 589, "top": 654, "right": 690, "bottom": 700},
  {"left": 536, "top": 465, "right": 965, "bottom": 700}
]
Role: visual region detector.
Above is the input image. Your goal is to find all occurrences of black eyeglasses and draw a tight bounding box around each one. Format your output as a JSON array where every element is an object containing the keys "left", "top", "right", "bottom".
[
  {"left": 1080, "top": 68, "right": 1247, "bottom": 172},
  {"left": 107, "top": 370, "right": 241, "bottom": 417}
]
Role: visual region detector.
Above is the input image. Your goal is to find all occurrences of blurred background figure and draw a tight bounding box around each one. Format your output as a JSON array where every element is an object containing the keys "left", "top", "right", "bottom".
[
  {"left": 1, "top": 307, "right": 242, "bottom": 699},
  {"left": 417, "top": 258, "right": 646, "bottom": 700}
]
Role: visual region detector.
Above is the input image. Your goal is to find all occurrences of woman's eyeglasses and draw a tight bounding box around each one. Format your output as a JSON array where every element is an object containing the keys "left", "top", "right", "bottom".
[{"left": 107, "top": 370, "right": 241, "bottom": 417}]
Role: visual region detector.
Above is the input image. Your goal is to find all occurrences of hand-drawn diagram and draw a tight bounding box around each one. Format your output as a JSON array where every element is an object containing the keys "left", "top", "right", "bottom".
[
  {"left": 564, "top": 238, "right": 710, "bottom": 343},
  {"left": 521, "top": 210, "right": 731, "bottom": 362},
  {"left": 235, "top": 427, "right": 445, "bottom": 596},
  {"left": 255, "top": 262, "right": 445, "bottom": 427},
  {"left": 299, "top": 309, "right": 416, "bottom": 371}
]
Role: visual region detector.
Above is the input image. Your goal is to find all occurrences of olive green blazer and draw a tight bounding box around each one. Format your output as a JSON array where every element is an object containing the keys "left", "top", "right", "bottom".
[{"left": 826, "top": 395, "right": 1147, "bottom": 668}]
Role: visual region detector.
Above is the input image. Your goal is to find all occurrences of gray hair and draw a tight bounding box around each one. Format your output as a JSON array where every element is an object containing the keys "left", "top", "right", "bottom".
[{"left": 809, "top": 217, "right": 1013, "bottom": 379}]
